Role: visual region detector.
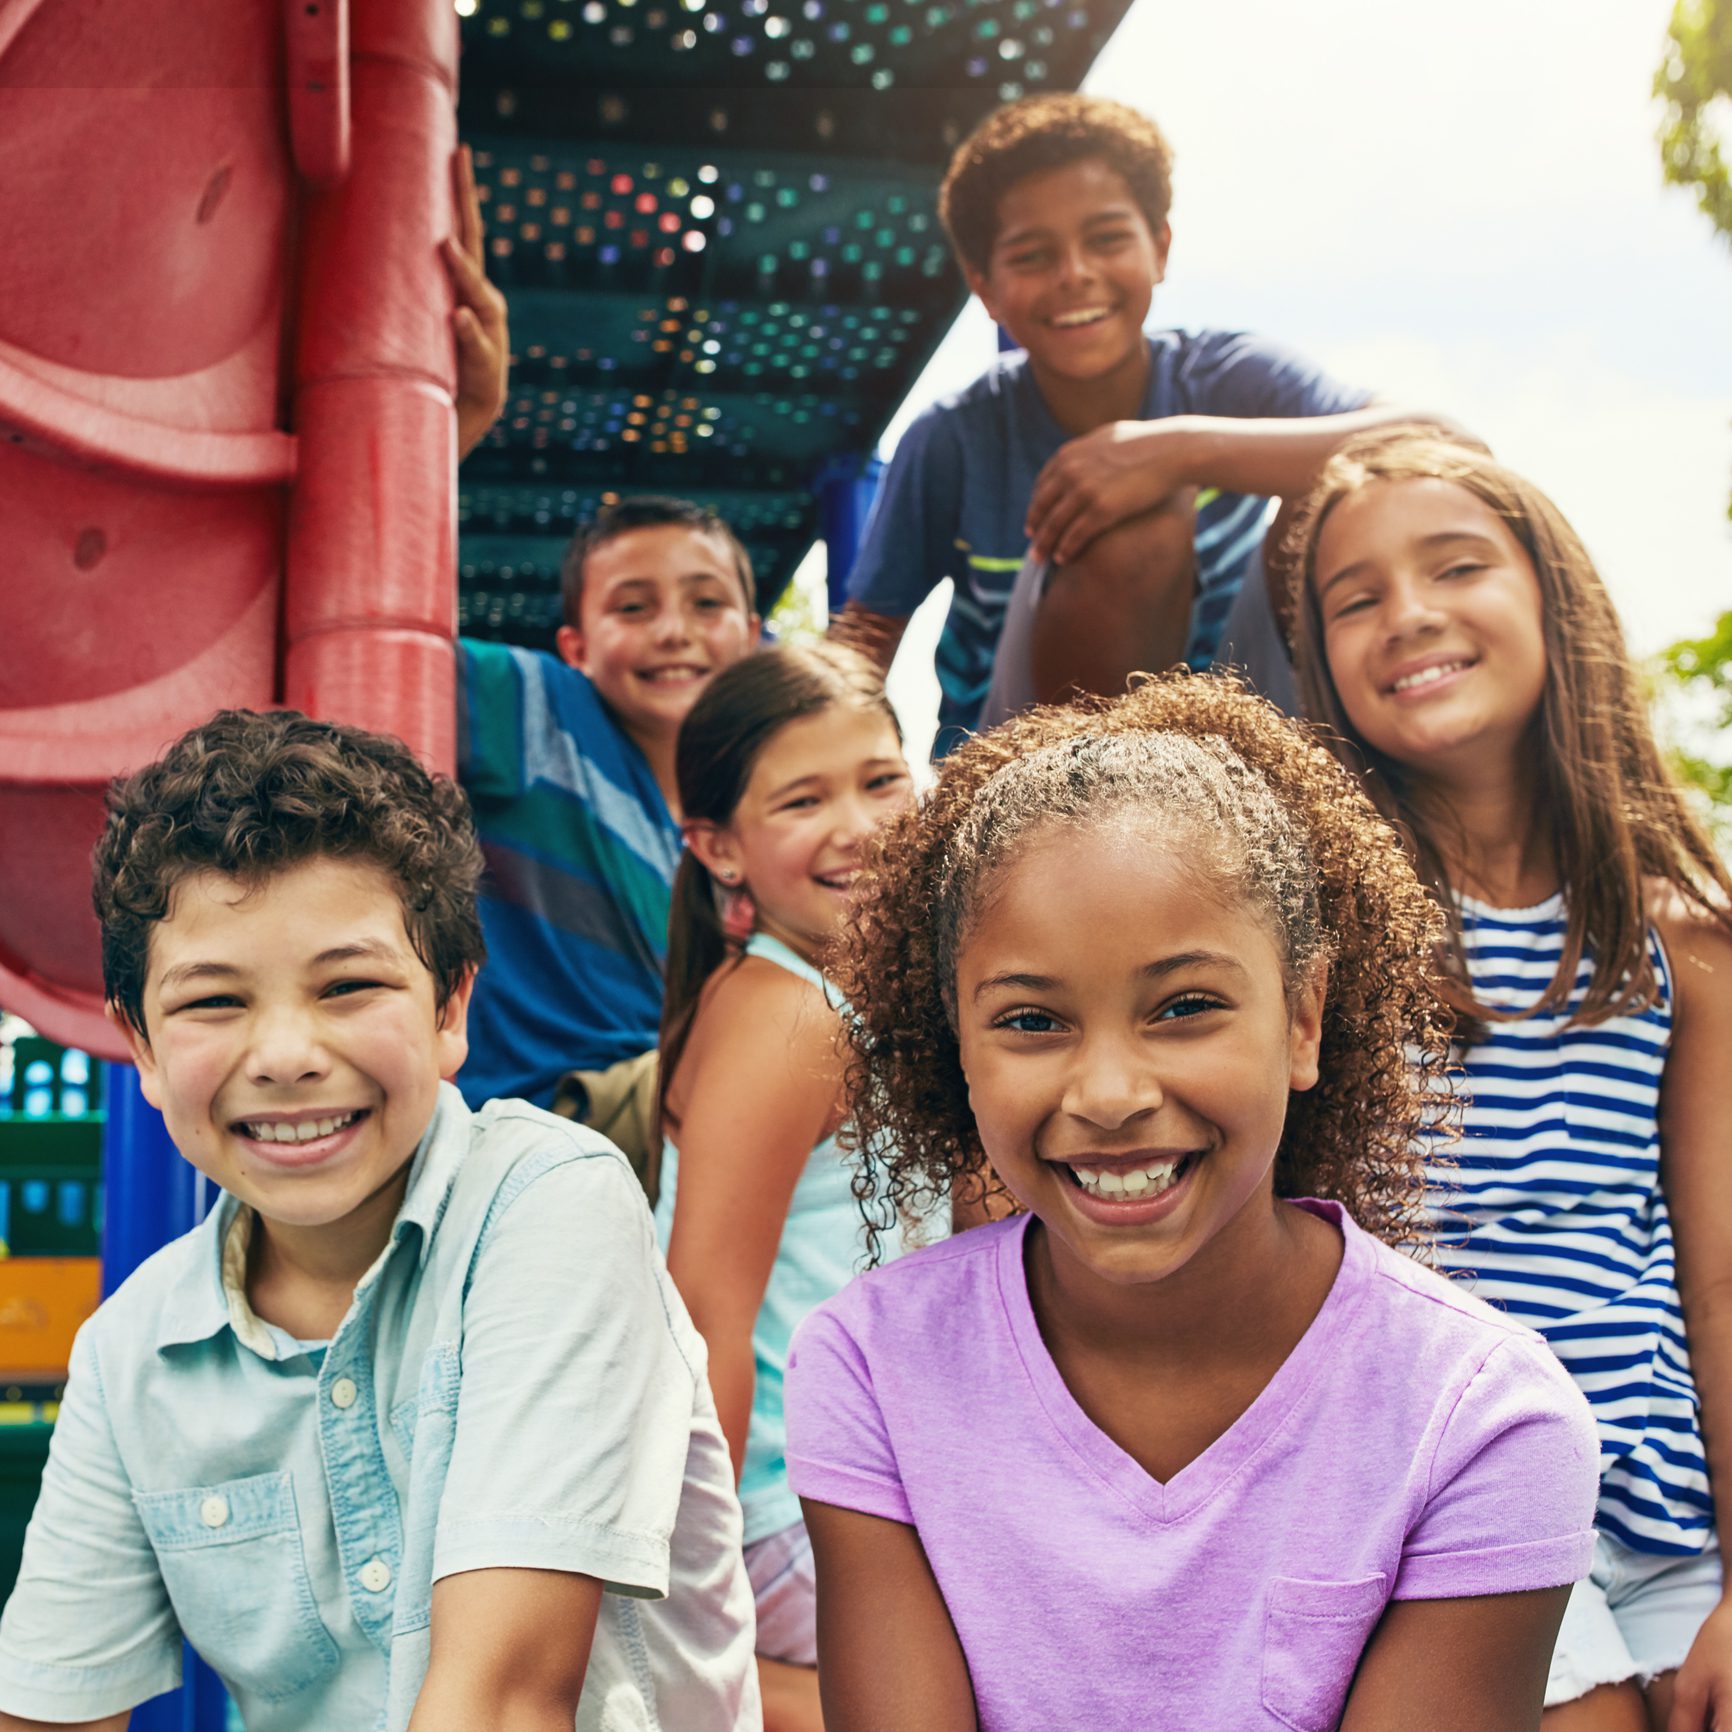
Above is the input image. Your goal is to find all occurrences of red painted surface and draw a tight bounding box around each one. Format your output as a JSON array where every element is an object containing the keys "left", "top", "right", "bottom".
[{"left": 0, "top": 0, "right": 457, "bottom": 1057}]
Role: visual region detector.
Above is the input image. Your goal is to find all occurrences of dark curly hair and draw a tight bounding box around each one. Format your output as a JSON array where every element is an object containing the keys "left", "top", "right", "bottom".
[
  {"left": 830, "top": 672, "right": 1457, "bottom": 1259},
  {"left": 939, "top": 93, "right": 1175, "bottom": 277},
  {"left": 94, "top": 709, "right": 486, "bottom": 1037}
]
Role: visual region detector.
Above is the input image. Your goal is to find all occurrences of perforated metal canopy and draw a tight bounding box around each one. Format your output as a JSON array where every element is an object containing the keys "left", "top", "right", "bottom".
[{"left": 457, "top": 0, "right": 1134, "bottom": 644}]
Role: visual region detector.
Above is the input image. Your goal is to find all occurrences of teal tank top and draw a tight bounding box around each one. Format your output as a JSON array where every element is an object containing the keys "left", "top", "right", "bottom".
[{"left": 655, "top": 931, "right": 931, "bottom": 1544}]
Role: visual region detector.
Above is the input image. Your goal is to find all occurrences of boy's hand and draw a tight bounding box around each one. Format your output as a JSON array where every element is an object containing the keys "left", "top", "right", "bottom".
[
  {"left": 1665, "top": 1596, "right": 1732, "bottom": 1730},
  {"left": 443, "top": 143, "right": 510, "bottom": 462},
  {"left": 1025, "top": 419, "right": 1190, "bottom": 565}
]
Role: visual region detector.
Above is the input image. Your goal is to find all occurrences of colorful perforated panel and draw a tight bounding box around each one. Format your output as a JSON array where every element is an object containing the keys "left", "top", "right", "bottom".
[{"left": 457, "top": 0, "right": 1134, "bottom": 643}]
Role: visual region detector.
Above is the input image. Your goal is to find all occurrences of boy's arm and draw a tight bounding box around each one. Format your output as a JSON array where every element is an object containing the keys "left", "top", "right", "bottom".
[
  {"left": 825, "top": 406, "right": 965, "bottom": 672},
  {"left": 0, "top": 1716, "right": 128, "bottom": 1731},
  {"left": 407, "top": 1568, "right": 602, "bottom": 1732},
  {"left": 442, "top": 143, "right": 510, "bottom": 463},
  {"left": 1026, "top": 403, "right": 1468, "bottom": 566},
  {"left": 828, "top": 603, "right": 910, "bottom": 676},
  {"left": 418, "top": 1147, "right": 715, "bottom": 1723}
]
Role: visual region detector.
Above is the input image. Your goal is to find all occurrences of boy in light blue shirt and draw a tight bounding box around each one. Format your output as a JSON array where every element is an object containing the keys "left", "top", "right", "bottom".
[{"left": 0, "top": 710, "right": 759, "bottom": 1731}]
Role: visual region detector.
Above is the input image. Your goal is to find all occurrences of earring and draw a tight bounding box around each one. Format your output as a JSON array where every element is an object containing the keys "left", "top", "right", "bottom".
[{"left": 718, "top": 869, "right": 737, "bottom": 884}]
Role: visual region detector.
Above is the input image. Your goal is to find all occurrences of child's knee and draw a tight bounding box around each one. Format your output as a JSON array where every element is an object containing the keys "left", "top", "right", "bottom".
[{"left": 1065, "top": 493, "right": 1196, "bottom": 601}]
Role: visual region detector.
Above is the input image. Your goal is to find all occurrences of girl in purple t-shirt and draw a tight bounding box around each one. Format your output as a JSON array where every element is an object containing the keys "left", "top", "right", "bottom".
[{"left": 784, "top": 675, "right": 1599, "bottom": 1732}]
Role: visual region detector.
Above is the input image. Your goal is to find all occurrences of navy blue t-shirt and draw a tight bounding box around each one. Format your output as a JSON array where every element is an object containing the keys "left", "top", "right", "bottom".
[{"left": 846, "top": 329, "right": 1367, "bottom": 752}]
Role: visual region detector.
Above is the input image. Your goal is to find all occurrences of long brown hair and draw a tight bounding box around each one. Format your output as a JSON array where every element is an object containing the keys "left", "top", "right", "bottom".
[
  {"left": 657, "top": 641, "right": 899, "bottom": 1135},
  {"left": 1288, "top": 431, "right": 1732, "bottom": 1027}
]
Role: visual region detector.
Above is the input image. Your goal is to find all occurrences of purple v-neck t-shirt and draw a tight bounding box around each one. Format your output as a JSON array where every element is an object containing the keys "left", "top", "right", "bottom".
[{"left": 785, "top": 1200, "right": 1597, "bottom": 1732}]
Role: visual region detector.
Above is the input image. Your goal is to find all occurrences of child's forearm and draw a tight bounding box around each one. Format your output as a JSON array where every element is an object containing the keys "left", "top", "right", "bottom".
[
  {"left": 1158, "top": 406, "right": 1470, "bottom": 501},
  {"left": 1025, "top": 405, "right": 1473, "bottom": 565},
  {"left": 683, "top": 1308, "right": 758, "bottom": 1484},
  {"left": 828, "top": 602, "right": 909, "bottom": 674}
]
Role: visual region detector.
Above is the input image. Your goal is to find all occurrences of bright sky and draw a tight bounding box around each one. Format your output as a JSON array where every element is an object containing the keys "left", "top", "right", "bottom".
[{"left": 860, "top": 0, "right": 1732, "bottom": 758}]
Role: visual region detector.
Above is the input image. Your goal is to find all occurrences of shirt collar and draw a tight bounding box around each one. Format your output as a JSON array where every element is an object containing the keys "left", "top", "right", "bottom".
[
  {"left": 152, "top": 1082, "right": 474, "bottom": 1354},
  {"left": 386, "top": 1080, "right": 473, "bottom": 1270}
]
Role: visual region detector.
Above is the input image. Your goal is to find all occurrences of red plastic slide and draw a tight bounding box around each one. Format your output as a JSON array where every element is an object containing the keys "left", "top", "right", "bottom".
[{"left": 0, "top": 0, "right": 459, "bottom": 1058}]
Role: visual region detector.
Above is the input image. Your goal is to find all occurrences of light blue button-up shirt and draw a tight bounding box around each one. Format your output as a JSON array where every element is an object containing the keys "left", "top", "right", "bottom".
[{"left": 0, "top": 1086, "right": 760, "bottom": 1730}]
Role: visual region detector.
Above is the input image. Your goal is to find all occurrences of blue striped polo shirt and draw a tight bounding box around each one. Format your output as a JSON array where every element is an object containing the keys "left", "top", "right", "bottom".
[
  {"left": 845, "top": 330, "right": 1367, "bottom": 755},
  {"left": 1428, "top": 893, "right": 1709, "bottom": 1555},
  {"left": 456, "top": 639, "right": 681, "bottom": 1111}
]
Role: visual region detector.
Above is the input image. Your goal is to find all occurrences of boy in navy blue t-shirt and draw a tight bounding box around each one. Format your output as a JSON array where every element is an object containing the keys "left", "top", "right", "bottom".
[{"left": 832, "top": 93, "right": 1457, "bottom": 750}]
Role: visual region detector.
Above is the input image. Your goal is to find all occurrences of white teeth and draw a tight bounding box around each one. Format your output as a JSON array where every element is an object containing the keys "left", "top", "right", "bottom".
[
  {"left": 1391, "top": 661, "right": 1467, "bottom": 693},
  {"left": 241, "top": 1112, "right": 358, "bottom": 1144},
  {"left": 1071, "top": 1158, "right": 1181, "bottom": 1199},
  {"left": 1051, "top": 306, "right": 1110, "bottom": 328}
]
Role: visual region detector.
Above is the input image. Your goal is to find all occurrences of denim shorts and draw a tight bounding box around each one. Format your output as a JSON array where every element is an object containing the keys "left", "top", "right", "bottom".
[
  {"left": 743, "top": 1518, "right": 817, "bottom": 1666},
  {"left": 1546, "top": 1531, "right": 1722, "bottom": 1706}
]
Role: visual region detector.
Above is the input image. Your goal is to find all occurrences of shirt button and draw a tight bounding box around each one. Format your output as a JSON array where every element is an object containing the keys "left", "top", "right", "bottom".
[
  {"left": 330, "top": 1377, "right": 358, "bottom": 1410},
  {"left": 358, "top": 1557, "right": 393, "bottom": 1593},
  {"left": 199, "top": 1495, "right": 230, "bottom": 1529}
]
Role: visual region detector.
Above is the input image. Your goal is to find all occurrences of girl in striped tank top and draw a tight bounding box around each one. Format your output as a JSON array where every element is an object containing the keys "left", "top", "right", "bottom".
[
  {"left": 1289, "top": 431, "right": 1732, "bottom": 1731},
  {"left": 655, "top": 643, "right": 920, "bottom": 1732}
]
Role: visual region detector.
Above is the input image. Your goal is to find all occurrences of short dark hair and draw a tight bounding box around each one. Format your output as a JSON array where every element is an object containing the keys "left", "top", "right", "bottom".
[
  {"left": 560, "top": 496, "right": 756, "bottom": 629},
  {"left": 94, "top": 709, "right": 486, "bottom": 1036},
  {"left": 939, "top": 93, "right": 1176, "bottom": 278}
]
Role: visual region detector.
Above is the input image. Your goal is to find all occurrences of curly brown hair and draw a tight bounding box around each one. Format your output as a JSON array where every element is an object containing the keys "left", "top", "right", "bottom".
[
  {"left": 939, "top": 93, "right": 1175, "bottom": 277},
  {"left": 94, "top": 709, "right": 486, "bottom": 1037},
  {"left": 830, "top": 672, "right": 1456, "bottom": 1259},
  {"left": 1285, "top": 430, "right": 1732, "bottom": 1031}
]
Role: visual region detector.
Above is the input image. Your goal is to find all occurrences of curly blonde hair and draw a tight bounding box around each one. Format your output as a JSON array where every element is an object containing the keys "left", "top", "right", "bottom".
[{"left": 830, "top": 673, "right": 1457, "bottom": 1258}]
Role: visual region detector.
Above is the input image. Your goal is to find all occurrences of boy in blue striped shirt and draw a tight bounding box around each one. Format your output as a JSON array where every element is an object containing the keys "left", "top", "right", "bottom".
[{"left": 457, "top": 499, "right": 760, "bottom": 1129}]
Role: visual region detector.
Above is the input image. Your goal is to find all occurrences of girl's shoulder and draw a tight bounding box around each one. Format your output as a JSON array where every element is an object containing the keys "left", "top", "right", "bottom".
[
  {"left": 812, "top": 1217, "right": 1019, "bottom": 1348},
  {"left": 685, "top": 944, "right": 835, "bottom": 1043},
  {"left": 1646, "top": 878, "right": 1732, "bottom": 1015},
  {"left": 674, "top": 947, "right": 845, "bottom": 1116},
  {"left": 1646, "top": 875, "right": 1732, "bottom": 945}
]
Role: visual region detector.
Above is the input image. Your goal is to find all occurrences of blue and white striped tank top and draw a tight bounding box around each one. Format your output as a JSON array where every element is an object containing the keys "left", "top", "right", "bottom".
[{"left": 1428, "top": 892, "right": 1710, "bottom": 1556}]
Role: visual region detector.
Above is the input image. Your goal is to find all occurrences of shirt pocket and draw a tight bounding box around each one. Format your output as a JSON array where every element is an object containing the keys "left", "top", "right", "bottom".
[
  {"left": 1260, "top": 1572, "right": 1389, "bottom": 1732},
  {"left": 133, "top": 1469, "right": 338, "bottom": 1705}
]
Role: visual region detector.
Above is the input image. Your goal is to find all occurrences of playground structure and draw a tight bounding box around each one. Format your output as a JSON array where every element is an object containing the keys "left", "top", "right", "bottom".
[{"left": 0, "top": 0, "right": 1131, "bottom": 1719}]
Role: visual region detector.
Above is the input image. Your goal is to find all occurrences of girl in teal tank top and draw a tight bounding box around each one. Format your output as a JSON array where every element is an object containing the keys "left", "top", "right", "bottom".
[{"left": 655, "top": 643, "right": 925, "bottom": 1730}]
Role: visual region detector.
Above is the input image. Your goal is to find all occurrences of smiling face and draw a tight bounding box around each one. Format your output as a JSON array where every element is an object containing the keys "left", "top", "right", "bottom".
[
  {"left": 123, "top": 856, "right": 471, "bottom": 1251},
  {"left": 556, "top": 523, "right": 761, "bottom": 749},
  {"left": 954, "top": 819, "right": 1322, "bottom": 1290},
  {"left": 692, "top": 704, "right": 913, "bottom": 963},
  {"left": 967, "top": 156, "right": 1167, "bottom": 394},
  {"left": 1312, "top": 477, "right": 1549, "bottom": 785}
]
